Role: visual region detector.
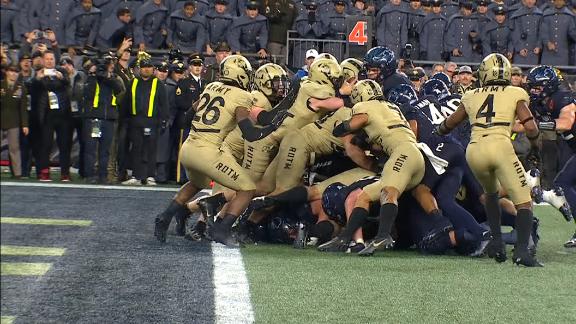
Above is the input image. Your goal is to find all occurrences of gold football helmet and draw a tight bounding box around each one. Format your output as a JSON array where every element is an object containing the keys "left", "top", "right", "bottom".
[
  {"left": 340, "top": 58, "right": 363, "bottom": 80},
  {"left": 314, "top": 53, "right": 338, "bottom": 63},
  {"left": 219, "top": 54, "right": 253, "bottom": 90},
  {"left": 308, "top": 58, "right": 343, "bottom": 89},
  {"left": 478, "top": 53, "right": 511, "bottom": 86},
  {"left": 350, "top": 79, "right": 383, "bottom": 105},
  {"left": 254, "top": 63, "right": 289, "bottom": 99}
]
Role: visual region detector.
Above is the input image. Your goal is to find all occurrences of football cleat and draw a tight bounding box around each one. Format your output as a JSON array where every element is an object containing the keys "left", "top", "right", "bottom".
[
  {"left": 486, "top": 238, "right": 507, "bottom": 263},
  {"left": 184, "top": 221, "right": 206, "bottom": 242},
  {"left": 357, "top": 236, "right": 395, "bottom": 256},
  {"left": 154, "top": 218, "right": 169, "bottom": 243},
  {"left": 564, "top": 232, "right": 576, "bottom": 248},
  {"left": 317, "top": 236, "right": 350, "bottom": 252},
  {"left": 250, "top": 196, "right": 276, "bottom": 211},
  {"left": 346, "top": 242, "right": 366, "bottom": 254},
  {"left": 542, "top": 186, "right": 573, "bottom": 222},
  {"left": 525, "top": 168, "right": 543, "bottom": 203},
  {"left": 174, "top": 210, "right": 190, "bottom": 237},
  {"left": 469, "top": 230, "right": 491, "bottom": 257},
  {"left": 209, "top": 223, "right": 240, "bottom": 248},
  {"left": 512, "top": 251, "right": 544, "bottom": 267}
]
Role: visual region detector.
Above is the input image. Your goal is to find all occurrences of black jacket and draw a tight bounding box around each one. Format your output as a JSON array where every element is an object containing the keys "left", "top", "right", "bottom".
[
  {"left": 83, "top": 74, "right": 126, "bottom": 120},
  {"left": 124, "top": 76, "right": 168, "bottom": 128}
]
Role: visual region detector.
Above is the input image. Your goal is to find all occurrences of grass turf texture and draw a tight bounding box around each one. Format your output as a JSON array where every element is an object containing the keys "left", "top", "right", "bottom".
[{"left": 242, "top": 206, "right": 576, "bottom": 324}]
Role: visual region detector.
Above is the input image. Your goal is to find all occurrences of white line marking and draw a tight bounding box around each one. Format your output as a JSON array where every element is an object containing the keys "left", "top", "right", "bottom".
[
  {"left": 0, "top": 181, "right": 212, "bottom": 194},
  {"left": 212, "top": 243, "right": 254, "bottom": 324}
]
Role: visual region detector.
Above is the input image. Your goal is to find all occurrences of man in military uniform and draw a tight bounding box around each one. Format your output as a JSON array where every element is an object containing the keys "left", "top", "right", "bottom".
[
  {"left": 205, "top": 0, "right": 234, "bottom": 55},
  {"left": 40, "top": 0, "right": 76, "bottom": 43},
  {"left": 292, "top": 1, "right": 327, "bottom": 67},
  {"left": 94, "top": 0, "right": 145, "bottom": 19},
  {"left": 444, "top": 1, "right": 482, "bottom": 63},
  {"left": 439, "top": 53, "right": 542, "bottom": 267},
  {"left": 510, "top": 0, "right": 543, "bottom": 65},
  {"left": 264, "top": 0, "right": 297, "bottom": 56},
  {"left": 203, "top": 42, "right": 231, "bottom": 84},
  {"left": 97, "top": 7, "right": 134, "bottom": 49},
  {"left": 375, "top": 0, "right": 410, "bottom": 58},
  {"left": 539, "top": 0, "right": 576, "bottom": 66},
  {"left": 474, "top": 0, "right": 492, "bottom": 36},
  {"left": 419, "top": 0, "right": 447, "bottom": 61},
  {"left": 173, "top": 53, "right": 205, "bottom": 184},
  {"left": 407, "top": 0, "right": 425, "bottom": 60},
  {"left": 167, "top": 1, "right": 207, "bottom": 53},
  {"left": 323, "top": 0, "right": 349, "bottom": 61},
  {"left": 228, "top": 1, "right": 269, "bottom": 58},
  {"left": 167, "top": 0, "right": 209, "bottom": 15},
  {"left": 134, "top": 0, "right": 168, "bottom": 50},
  {"left": 65, "top": 0, "right": 101, "bottom": 47},
  {"left": 441, "top": 0, "right": 459, "bottom": 17},
  {"left": 482, "top": 5, "right": 514, "bottom": 60}
]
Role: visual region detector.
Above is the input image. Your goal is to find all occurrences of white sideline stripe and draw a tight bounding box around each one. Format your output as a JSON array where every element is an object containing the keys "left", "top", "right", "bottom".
[
  {"left": 212, "top": 243, "right": 254, "bottom": 324},
  {"left": 0, "top": 181, "right": 212, "bottom": 194}
]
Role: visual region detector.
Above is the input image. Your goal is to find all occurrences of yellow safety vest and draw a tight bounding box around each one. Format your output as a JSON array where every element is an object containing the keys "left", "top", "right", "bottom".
[
  {"left": 131, "top": 78, "right": 157, "bottom": 117},
  {"left": 93, "top": 82, "right": 117, "bottom": 108}
]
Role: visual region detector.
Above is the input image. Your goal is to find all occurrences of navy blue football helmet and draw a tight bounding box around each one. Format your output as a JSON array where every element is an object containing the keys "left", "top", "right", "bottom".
[
  {"left": 431, "top": 72, "right": 452, "bottom": 88},
  {"left": 387, "top": 84, "right": 419, "bottom": 106},
  {"left": 321, "top": 182, "right": 347, "bottom": 225},
  {"left": 421, "top": 79, "right": 451, "bottom": 101},
  {"left": 526, "top": 65, "right": 560, "bottom": 102},
  {"left": 363, "top": 46, "right": 398, "bottom": 80}
]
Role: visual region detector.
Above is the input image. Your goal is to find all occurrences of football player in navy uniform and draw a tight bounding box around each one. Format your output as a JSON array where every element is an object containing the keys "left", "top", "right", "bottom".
[
  {"left": 526, "top": 66, "right": 576, "bottom": 248},
  {"left": 363, "top": 46, "right": 410, "bottom": 97}
]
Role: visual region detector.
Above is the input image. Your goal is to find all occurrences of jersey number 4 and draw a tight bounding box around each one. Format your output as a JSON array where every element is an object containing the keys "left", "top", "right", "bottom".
[
  {"left": 476, "top": 94, "right": 495, "bottom": 123},
  {"left": 194, "top": 93, "right": 225, "bottom": 126}
]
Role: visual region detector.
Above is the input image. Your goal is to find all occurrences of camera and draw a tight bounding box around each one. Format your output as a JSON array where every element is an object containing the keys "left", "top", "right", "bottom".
[
  {"left": 44, "top": 68, "right": 56, "bottom": 76},
  {"left": 404, "top": 44, "right": 413, "bottom": 59},
  {"left": 35, "top": 31, "right": 45, "bottom": 39}
]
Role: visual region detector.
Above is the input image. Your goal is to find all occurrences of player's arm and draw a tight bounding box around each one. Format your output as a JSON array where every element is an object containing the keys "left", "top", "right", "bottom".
[
  {"left": 437, "top": 103, "right": 468, "bottom": 135},
  {"left": 539, "top": 103, "right": 576, "bottom": 132},
  {"left": 236, "top": 106, "right": 280, "bottom": 142},
  {"left": 408, "top": 120, "right": 418, "bottom": 139},
  {"left": 343, "top": 134, "right": 378, "bottom": 172},
  {"left": 308, "top": 96, "right": 345, "bottom": 111},
  {"left": 332, "top": 114, "right": 369, "bottom": 137},
  {"left": 515, "top": 100, "right": 540, "bottom": 143}
]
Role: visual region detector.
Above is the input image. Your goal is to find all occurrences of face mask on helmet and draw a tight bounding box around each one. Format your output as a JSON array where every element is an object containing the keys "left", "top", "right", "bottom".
[
  {"left": 388, "top": 84, "right": 419, "bottom": 106},
  {"left": 270, "top": 75, "right": 290, "bottom": 99},
  {"left": 421, "top": 79, "right": 450, "bottom": 101},
  {"left": 350, "top": 79, "right": 384, "bottom": 105},
  {"left": 255, "top": 63, "right": 289, "bottom": 99},
  {"left": 340, "top": 58, "right": 363, "bottom": 81},
  {"left": 526, "top": 65, "right": 559, "bottom": 102}
]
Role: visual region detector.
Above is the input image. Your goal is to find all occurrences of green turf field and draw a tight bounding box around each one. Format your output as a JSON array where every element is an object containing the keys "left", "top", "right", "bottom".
[{"left": 242, "top": 206, "right": 576, "bottom": 324}]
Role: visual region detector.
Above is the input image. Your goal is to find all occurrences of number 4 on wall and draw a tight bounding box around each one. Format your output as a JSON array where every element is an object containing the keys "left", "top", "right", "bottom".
[{"left": 348, "top": 21, "right": 368, "bottom": 45}]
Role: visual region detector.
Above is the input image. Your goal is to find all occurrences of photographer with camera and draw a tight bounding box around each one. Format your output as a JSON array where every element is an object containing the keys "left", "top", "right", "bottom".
[
  {"left": 31, "top": 50, "right": 73, "bottom": 181},
  {"left": 83, "top": 53, "right": 125, "bottom": 184},
  {"left": 19, "top": 29, "right": 61, "bottom": 62}
]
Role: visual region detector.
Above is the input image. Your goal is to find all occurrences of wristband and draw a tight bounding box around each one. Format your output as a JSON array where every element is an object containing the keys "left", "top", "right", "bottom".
[
  {"left": 332, "top": 120, "right": 351, "bottom": 137},
  {"left": 537, "top": 120, "right": 556, "bottom": 131}
]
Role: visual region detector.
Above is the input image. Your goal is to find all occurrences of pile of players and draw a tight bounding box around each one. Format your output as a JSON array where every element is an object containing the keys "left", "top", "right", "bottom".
[{"left": 152, "top": 46, "right": 576, "bottom": 268}]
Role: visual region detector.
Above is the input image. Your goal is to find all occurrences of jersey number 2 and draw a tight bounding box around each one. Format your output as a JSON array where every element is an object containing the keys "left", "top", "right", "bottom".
[
  {"left": 476, "top": 94, "right": 495, "bottom": 123},
  {"left": 194, "top": 93, "right": 224, "bottom": 125}
]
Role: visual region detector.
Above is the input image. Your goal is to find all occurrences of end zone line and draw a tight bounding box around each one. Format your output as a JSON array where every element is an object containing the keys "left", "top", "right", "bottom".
[
  {"left": 212, "top": 243, "right": 255, "bottom": 324},
  {"left": 0, "top": 181, "right": 213, "bottom": 195}
]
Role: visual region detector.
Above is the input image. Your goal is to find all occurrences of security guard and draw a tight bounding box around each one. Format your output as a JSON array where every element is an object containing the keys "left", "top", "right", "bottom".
[
  {"left": 167, "top": 1, "right": 207, "bottom": 53},
  {"left": 65, "top": 0, "right": 102, "bottom": 47},
  {"left": 122, "top": 58, "right": 168, "bottom": 185},
  {"left": 510, "top": 0, "right": 543, "bottom": 65},
  {"left": 173, "top": 54, "right": 205, "bottom": 183}
]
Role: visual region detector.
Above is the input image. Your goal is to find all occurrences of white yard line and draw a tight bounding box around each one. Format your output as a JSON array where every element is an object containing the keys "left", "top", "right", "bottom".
[
  {"left": 212, "top": 243, "right": 255, "bottom": 324},
  {"left": 0, "top": 181, "right": 213, "bottom": 195}
]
